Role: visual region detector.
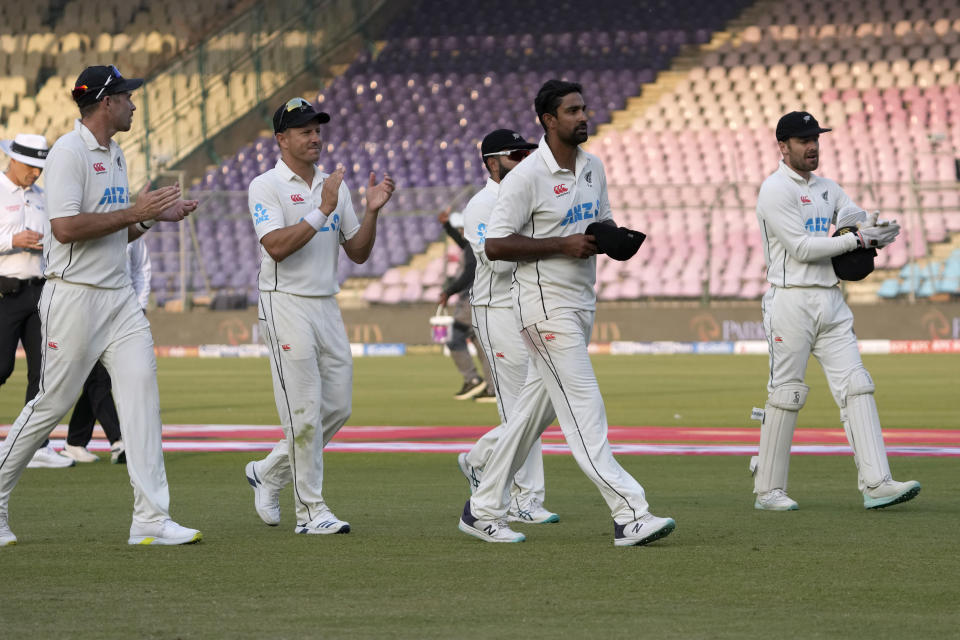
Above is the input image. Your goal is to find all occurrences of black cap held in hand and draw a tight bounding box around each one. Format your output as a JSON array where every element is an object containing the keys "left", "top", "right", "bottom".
[
  {"left": 831, "top": 226, "right": 876, "bottom": 281},
  {"left": 586, "top": 222, "right": 646, "bottom": 261}
]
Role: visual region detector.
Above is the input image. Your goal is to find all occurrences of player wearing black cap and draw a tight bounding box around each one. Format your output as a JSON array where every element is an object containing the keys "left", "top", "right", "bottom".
[
  {"left": 751, "top": 110, "right": 919, "bottom": 512},
  {"left": 0, "top": 65, "right": 201, "bottom": 547}
]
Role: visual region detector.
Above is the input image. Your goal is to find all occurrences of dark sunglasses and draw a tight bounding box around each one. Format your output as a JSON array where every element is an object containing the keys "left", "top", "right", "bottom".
[{"left": 482, "top": 149, "right": 532, "bottom": 162}]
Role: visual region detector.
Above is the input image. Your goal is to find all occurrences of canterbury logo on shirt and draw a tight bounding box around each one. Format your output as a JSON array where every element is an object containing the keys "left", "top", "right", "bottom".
[
  {"left": 93, "top": 162, "right": 107, "bottom": 173},
  {"left": 290, "top": 194, "right": 306, "bottom": 203},
  {"left": 559, "top": 200, "right": 600, "bottom": 227},
  {"left": 98, "top": 187, "right": 127, "bottom": 205},
  {"left": 553, "top": 184, "right": 568, "bottom": 196}
]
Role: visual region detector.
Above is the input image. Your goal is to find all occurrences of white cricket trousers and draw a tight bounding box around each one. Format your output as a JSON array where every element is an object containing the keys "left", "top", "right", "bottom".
[
  {"left": 0, "top": 280, "right": 170, "bottom": 523},
  {"left": 469, "top": 304, "right": 554, "bottom": 502},
  {"left": 471, "top": 310, "right": 649, "bottom": 523},
  {"left": 256, "top": 292, "right": 352, "bottom": 525}
]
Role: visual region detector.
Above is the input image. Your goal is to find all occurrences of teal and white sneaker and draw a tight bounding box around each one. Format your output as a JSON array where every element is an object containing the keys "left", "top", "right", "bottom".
[
  {"left": 0, "top": 513, "right": 16, "bottom": 547},
  {"left": 458, "top": 500, "right": 525, "bottom": 543},
  {"left": 507, "top": 496, "right": 559, "bottom": 524},
  {"left": 457, "top": 453, "right": 482, "bottom": 494},
  {"left": 864, "top": 480, "right": 921, "bottom": 509},
  {"left": 754, "top": 489, "right": 799, "bottom": 511},
  {"left": 128, "top": 519, "right": 202, "bottom": 545},
  {"left": 295, "top": 510, "right": 350, "bottom": 535},
  {"left": 614, "top": 513, "right": 676, "bottom": 547}
]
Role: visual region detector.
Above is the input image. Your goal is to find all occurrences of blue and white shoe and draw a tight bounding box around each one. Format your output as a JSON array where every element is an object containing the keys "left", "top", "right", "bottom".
[
  {"left": 245, "top": 461, "right": 281, "bottom": 526},
  {"left": 458, "top": 500, "right": 525, "bottom": 543},
  {"left": 295, "top": 510, "right": 350, "bottom": 535},
  {"left": 457, "top": 453, "right": 482, "bottom": 494},
  {"left": 613, "top": 513, "right": 676, "bottom": 547},
  {"left": 864, "top": 479, "right": 921, "bottom": 509},
  {"left": 507, "top": 496, "right": 559, "bottom": 524}
]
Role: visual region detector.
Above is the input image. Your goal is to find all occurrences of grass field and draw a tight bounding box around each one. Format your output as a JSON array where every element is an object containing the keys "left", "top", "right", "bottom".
[{"left": 1, "top": 354, "right": 958, "bottom": 639}]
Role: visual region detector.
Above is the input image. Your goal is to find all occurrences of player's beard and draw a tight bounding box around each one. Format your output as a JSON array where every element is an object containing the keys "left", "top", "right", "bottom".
[
  {"left": 497, "top": 158, "right": 512, "bottom": 181},
  {"left": 560, "top": 124, "right": 588, "bottom": 147}
]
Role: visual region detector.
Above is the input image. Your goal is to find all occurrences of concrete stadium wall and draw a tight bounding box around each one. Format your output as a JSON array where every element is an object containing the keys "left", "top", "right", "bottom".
[{"left": 146, "top": 302, "right": 960, "bottom": 345}]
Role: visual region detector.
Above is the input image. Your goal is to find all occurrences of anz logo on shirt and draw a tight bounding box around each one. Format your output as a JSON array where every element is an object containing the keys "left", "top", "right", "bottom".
[
  {"left": 98, "top": 187, "right": 127, "bottom": 205},
  {"left": 560, "top": 199, "right": 600, "bottom": 227},
  {"left": 477, "top": 222, "right": 486, "bottom": 245},
  {"left": 804, "top": 217, "right": 831, "bottom": 233},
  {"left": 253, "top": 203, "right": 270, "bottom": 224}
]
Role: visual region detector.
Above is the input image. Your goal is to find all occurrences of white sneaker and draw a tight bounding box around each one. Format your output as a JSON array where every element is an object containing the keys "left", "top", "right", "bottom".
[
  {"left": 0, "top": 513, "right": 16, "bottom": 547},
  {"left": 507, "top": 496, "right": 559, "bottom": 524},
  {"left": 62, "top": 444, "right": 99, "bottom": 463},
  {"left": 128, "top": 519, "right": 202, "bottom": 545},
  {"left": 457, "top": 453, "right": 482, "bottom": 494},
  {"left": 295, "top": 509, "right": 350, "bottom": 535},
  {"left": 613, "top": 513, "right": 676, "bottom": 547},
  {"left": 754, "top": 489, "right": 799, "bottom": 511},
  {"left": 26, "top": 444, "right": 76, "bottom": 469},
  {"left": 458, "top": 500, "right": 525, "bottom": 543},
  {"left": 863, "top": 479, "right": 921, "bottom": 510},
  {"left": 110, "top": 440, "right": 126, "bottom": 465},
  {"left": 244, "top": 461, "right": 280, "bottom": 526}
]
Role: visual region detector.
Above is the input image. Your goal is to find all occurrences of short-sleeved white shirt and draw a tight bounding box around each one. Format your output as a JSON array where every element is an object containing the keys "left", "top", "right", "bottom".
[
  {"left": 248, "top": 158, "right": 360, "bottom": 296},
  {"left": 463, "top": 178, "right": 514, "bottom": 309},
  {"left": 485, "top": 135, "right": 613, "bottom": 328},
  {"left": 0, "top": 173, "right": 47, "bottom": 279},
  {"left": 757, "top": 160, "right": 860, "bottom": 288},
  {"left": 43, "top": 119, "right": 132, "bottom": 288}
]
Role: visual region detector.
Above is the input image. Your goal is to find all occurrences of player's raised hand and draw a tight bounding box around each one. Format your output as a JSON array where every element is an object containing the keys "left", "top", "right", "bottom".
[
  {"left": 320, "top": 166, "right": 345, "bottom": 214},
  {"left": 561, "top": 233, "right": 599, "bottom": 259},
  {"left": 130, "top": 181, "right": 182, "bottom": 221},
  {"left": 365, "top": 171, "right": 396, "bottom": 213}
]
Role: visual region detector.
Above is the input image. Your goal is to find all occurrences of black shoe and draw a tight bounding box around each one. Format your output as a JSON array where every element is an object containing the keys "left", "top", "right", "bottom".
[
  {"left": 454, "top": 377, "right": 487, "bottom": 400},
  {"left": 474, "top": 390, "right": 497, "bottom": 403}
]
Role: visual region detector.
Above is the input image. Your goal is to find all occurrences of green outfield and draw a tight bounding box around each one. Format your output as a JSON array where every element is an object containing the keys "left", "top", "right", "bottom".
[{"left": 1, "top": 354, "right": 958, "bottom": 639}]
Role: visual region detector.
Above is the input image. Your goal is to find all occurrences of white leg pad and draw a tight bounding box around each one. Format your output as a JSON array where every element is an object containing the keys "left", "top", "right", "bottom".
[
  {"left": 754, "top": 383, "right": 808, "bottom": 494},
  {"left": 841, "top": 368, "right": 891, "bottom": 491}
]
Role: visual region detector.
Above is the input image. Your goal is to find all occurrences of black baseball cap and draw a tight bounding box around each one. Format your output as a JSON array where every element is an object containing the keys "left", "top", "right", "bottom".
[
  {"left": 72, "top": 65, "right": 143, "bottom": 107},
  {"left": 480, "top": 129, "right": 539, "bottom": 157},
  {"left": 586, "top": 222, "right": 646, "bottom": 261},
  {"left": 273, "top": 97, "right": 330, "bottom": 134},
  {"left": 776, "top": 111, "right": 832, "bottom": 141}
]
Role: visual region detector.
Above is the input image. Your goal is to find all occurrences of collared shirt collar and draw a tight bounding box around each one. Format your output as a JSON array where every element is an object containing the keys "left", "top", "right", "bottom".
[
  {"left": 0, "top": 171, "right": 19, "bottom": 194},
  {"left": 275, "top": 157, "right": 323, "bottom": 189},
  {"left": 75, "top": 118, "right": 110, "bottom": 152},
  {"left": 538, "top": 134, "right": 588, "bottom": 176},
  {"left": 778, "top": 159, "right": 817, "bottom": 185}
]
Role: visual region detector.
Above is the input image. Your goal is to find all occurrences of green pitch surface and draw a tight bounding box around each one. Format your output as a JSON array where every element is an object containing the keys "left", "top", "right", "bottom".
[{"left": 1, "top": 354, "right": 958, "bottom": 639}]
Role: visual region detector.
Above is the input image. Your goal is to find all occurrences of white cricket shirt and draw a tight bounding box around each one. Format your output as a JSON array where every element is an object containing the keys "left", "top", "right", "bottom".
[
  {"left": 486, "top": 135, "right": 612, "bottom": 328},
  {"left": 757, "top": 160, "right": 860, "bottom": 288},
  {"left": 44, "top": 119, "right": 133, "bottom": 289},
  {"left": 0, "top": 172, "right": 47, "bottom": 279},
  {"left": 463, "top": 178, "right": 515, "bottom": 309},
  {"left": 248, "top": 158, "right": 360, "bottom": 296}
]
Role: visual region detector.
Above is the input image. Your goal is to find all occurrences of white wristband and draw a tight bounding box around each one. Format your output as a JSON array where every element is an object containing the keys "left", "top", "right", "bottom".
[
  {"left": 304, "top": 208, "right": 328, "bottom": 231},
  {"left": 137, "top": 219, "right": 156, "bottom": 232}
]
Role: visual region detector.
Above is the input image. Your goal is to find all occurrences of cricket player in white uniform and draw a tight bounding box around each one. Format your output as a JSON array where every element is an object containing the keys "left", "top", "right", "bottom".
[
  {"left": 243, "top": 97, "right": 395, "bottom": 535},
  {"left": 458, "top": 80, "right": 676, "bottom": 546},
  {"left": 457, "top": 128, "right": 558, "bottom": 524},
  {"left": 752, "top": 111, "right": 920, "bottom": 511},
  {"left": 0, "top": 65, "right": 201, "bottom": 547}
]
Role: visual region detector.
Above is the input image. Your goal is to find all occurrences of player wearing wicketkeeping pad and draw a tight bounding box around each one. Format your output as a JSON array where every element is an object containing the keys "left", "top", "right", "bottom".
[
  {"left": 458, "top": 80, "right": 675, "bottom": 546},
  {"left": 0, "top": 65, "right": 201, "bottom": 547},
  {"left": 752, "top": 111, "right": 920, "bottom": 511},
  {"left": 243, "top": 97, "right": 394, "bottom": 535},
  {"left": 458, "top": 128, "right": 558, "bottom": 525}
]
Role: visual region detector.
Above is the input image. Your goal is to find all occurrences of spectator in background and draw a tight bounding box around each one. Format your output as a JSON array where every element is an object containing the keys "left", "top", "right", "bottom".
[
  {"left": 62, "top": 236, "right": 151, "bottom": 465},
  {"left": 0, "top": 133, "right": 74, "bottom": 470},
  {"left": 437, "top": 208, "right": 494, "bottom": 401}
]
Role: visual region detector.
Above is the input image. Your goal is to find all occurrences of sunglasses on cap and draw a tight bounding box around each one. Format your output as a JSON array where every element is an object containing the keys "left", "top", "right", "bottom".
[
  {"left": 71, "top": 65, "right": 124, "bottom": 102},
  {"left": 482, "top": 149, "right": 532, "bottom": 161}
]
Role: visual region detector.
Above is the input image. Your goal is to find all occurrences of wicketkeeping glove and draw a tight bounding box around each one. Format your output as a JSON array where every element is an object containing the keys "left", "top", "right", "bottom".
[{"left": 856, "top": 221, "right": 900, "bottom": 249}]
